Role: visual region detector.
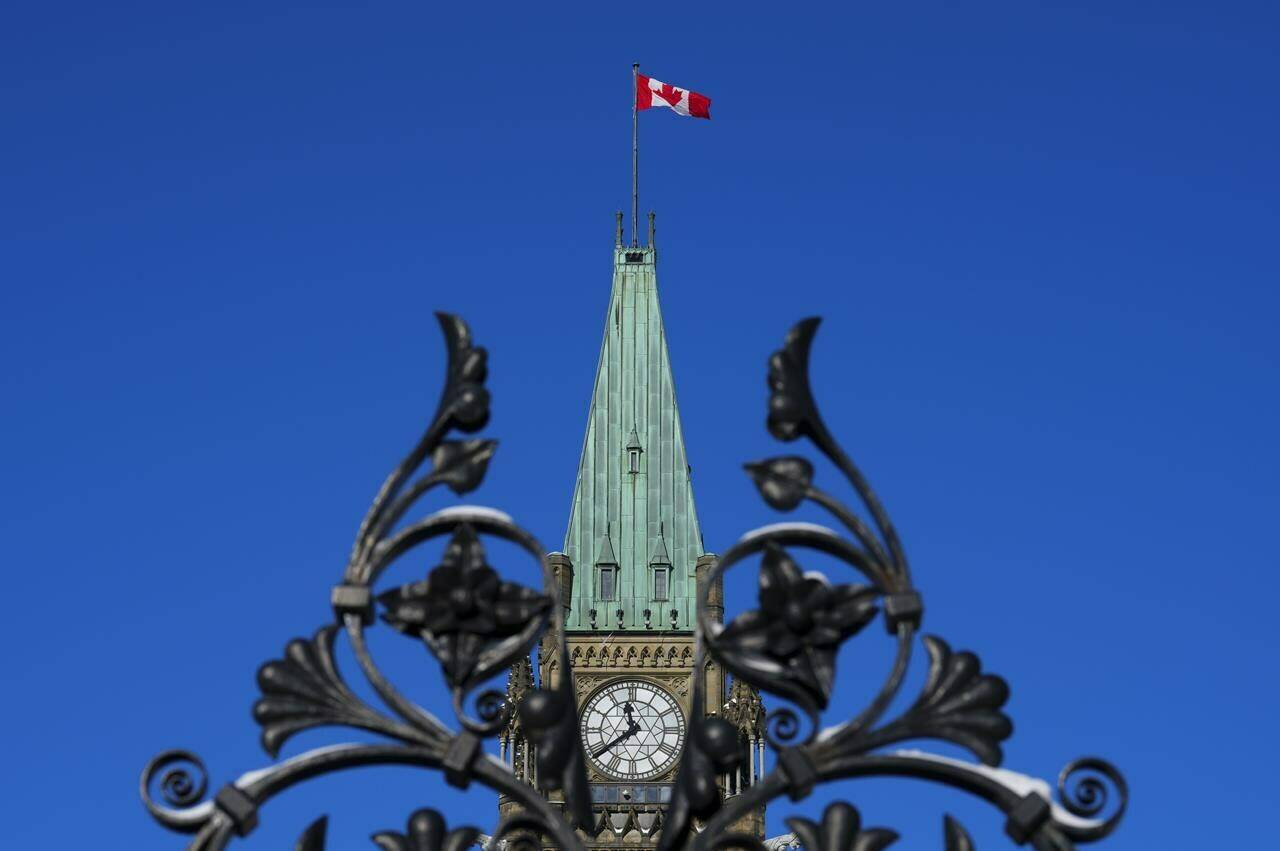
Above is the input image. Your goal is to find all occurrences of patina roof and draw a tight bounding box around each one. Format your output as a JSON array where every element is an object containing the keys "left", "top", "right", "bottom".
[{"left": 562, "top": 244, "right": 703, "bottom": 631}]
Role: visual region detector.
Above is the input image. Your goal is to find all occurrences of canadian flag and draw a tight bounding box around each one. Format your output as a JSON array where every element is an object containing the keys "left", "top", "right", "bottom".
[{"left": 636, "top": 73, "right": 711, "bottom": 119}]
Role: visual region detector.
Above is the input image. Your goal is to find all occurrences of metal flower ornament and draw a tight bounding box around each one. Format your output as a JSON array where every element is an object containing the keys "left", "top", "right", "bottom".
[
  {"left": 715, "top": 543, "right": 879, "bottom": 716},
  {"left": 378, "top": 524, "right": 554, "bottom": 689},
  {"left": 140, "top": 313, "right": 1128, "bottom": 851}
]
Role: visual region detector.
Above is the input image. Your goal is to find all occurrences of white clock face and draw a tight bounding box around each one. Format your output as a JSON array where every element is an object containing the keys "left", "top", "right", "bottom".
[{"left": 580, "top": 680, "right": 686, "bottom": 780}]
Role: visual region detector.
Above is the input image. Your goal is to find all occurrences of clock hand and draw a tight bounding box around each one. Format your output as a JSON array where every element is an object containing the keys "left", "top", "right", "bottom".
[{"left": 591, "top": 720, "right": 641, "bottom": 759}]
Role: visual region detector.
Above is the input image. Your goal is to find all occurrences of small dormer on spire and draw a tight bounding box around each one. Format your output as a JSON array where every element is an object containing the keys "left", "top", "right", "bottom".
[
  {"left": 650, "top": 522, "right": 672, "bottom": 602},
  {"left": 595, "top": 525, "right": 618, "bottom": 603},
  {"left": 626, "top": 427, "right": 643, "bottom": 474}
]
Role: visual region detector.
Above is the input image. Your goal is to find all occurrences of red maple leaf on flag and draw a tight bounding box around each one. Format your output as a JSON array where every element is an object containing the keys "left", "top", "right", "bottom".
[{"left": 655, "top": 83, "right": 683, "bottom": 108}]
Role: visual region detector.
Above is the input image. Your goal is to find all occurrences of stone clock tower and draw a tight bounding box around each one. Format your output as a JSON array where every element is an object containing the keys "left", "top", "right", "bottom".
[{"left": 498, "top": 219, "right": 766, "bottom": 847}]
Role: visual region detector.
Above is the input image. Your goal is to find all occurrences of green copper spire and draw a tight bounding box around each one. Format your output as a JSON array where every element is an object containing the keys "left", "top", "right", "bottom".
[{"left": 562, "top": 239, "right": 704, "bottom": 631}]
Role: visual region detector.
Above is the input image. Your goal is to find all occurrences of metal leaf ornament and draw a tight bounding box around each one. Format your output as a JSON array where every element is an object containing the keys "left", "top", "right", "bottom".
[
  {"left": 767, "top": 318, "right": 822, "bottom": 443},
  {"left": 744, "top": 456, "right": 814, "bottom": 512},
  {"left": 378, "top": 523, "right": 553, "bottom": 689},
  {"left": 942, "top": 816, "right": 975, "bottom": 851},
  {"left": 435, "top": 313, "right": 490, "bottom": 434},
  {"left": 253, "top": 627, "right": 400, "bottom": 757},
  {"left": 715, "top": 543, "right": 879, "bottom": 715},
  {"left": 429, "top": 439, "right": 497, "bottom": 496},
  {"left": 371, "top": 808, "right": 481, "bottom": 851},
  {"left": 860, "top": 636, "right": 1013, "bottom": 765},
  {"left": 902, "top": 636, "right": 1012, "bottom": 765},
  {"left": 295, "top": 817, "right": 328, "bottom": 851},
  {"left": 785, "top": 803, "right": 898, "bottom": 851}
]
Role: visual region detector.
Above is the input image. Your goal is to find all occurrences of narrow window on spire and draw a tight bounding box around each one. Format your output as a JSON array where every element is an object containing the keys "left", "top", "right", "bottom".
[
  {"left": 599, "top": 565, "right": 617, "bottom": 601},
  {"left": 626, "top": 428, "right": 643, "bottom": 474},
  {"left": 653, "top": 566, "right": 670, "bottom": 601}
]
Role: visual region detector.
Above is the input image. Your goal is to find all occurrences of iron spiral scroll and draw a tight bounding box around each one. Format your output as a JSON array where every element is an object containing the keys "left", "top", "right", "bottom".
[{"left": 139, "top": 313, "right": 1128, "bottom": 851}]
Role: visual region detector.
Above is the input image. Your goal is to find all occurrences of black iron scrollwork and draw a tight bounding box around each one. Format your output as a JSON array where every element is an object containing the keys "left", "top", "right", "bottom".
[
  {"left": 140, "top": 313, "right": 586, "bottom": 851},
  {"left": 140, "top": 312, "right": 1127, "bottom": 851},
  {"left": 141, "top": 749, "right": 211, "bottom": 829},
  {"left": 666, "top": 317, "right": 1127, "bottom": 851}
]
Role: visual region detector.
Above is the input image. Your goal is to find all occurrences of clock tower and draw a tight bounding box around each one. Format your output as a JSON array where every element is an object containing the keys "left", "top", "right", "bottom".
[{"left": 498, "top": 217, "right": 767, "bottom": 847}]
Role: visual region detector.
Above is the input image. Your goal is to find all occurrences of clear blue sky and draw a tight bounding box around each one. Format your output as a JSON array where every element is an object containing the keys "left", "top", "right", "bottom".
[{"left": 3, "top": 1, "right": 1276, "bottom": 848}]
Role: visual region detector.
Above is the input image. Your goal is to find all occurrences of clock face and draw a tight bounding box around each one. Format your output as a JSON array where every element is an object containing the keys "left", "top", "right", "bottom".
[{"left": 580, "top": 680, "right": 686, "bottom": 780}]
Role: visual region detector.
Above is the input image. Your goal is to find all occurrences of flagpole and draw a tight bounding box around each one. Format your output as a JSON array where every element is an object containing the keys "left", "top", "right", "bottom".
[{"left": 632, "top": 62, "right": 639, "bottom": 248}]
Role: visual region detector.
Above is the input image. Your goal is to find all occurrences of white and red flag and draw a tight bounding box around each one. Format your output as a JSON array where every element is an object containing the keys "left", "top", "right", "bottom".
[{"left": 635, "top": 73, "right": 711, "bottom": 119}]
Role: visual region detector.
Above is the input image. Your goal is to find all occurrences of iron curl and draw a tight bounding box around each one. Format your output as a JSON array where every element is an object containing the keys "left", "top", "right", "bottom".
[
  {"left": 140, "top": 749, "right": 216, "bottom": 832},
  {"left": 454, "top": 686, "right": 514, "bottom": 737},
  {"left": 764, "top": 706, "right": 818, "bottom": 749},
  {"left": 1057, "top": 756, "right": 1129, "bottom": 839}
]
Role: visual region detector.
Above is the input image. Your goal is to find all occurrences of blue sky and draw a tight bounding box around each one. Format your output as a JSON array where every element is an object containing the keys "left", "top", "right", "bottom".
[{"left": 2, "top": 1, "right": 1277, "bottom": 848}]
